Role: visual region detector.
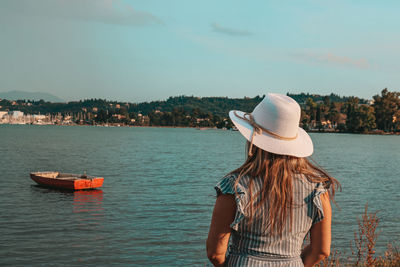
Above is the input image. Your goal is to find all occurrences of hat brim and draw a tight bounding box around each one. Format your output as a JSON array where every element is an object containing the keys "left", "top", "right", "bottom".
[{"left": 229, "top": 110, "right": 313, "bottom": 157}]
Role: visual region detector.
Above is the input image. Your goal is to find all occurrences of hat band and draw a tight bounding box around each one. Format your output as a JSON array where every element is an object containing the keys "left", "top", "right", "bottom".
[{"left": 233, "top": 111, "right": 298, "bottom": 156}]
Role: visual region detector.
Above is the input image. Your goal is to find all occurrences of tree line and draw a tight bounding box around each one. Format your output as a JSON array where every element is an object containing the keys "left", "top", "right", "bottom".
[
  {"left": 299, "top": 89, "right": 400, "bottom": 133},
  {"left": 1, "top": 89, "right": 399, "bottom": 133}
]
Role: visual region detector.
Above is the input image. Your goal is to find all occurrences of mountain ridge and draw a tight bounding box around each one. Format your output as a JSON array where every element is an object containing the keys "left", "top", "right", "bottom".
[{"left": 0, "top": 90, "right": 64, "bottom": 103}]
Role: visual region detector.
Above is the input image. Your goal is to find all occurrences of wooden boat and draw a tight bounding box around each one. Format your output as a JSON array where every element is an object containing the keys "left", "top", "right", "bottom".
[{"left": 30, "top": 172, "right": 104, "bottom": 190}]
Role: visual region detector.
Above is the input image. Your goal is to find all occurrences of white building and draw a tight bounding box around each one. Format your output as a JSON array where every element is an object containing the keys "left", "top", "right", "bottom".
[
  {"left": 33, "top": 114, "right": 46, "bottom": 120},
  {"left": 9, "top": 111, "right": 24, "bottom": 118},
  {"left": 0, "top": 111, "right": 7, "bottom": 119}
]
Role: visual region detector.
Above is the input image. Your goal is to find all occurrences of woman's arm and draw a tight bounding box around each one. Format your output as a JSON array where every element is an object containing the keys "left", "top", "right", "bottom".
[
  {"left": 206, "top": 194, "right": 236, "bottom": 267},
  {"left": 302, "top": 192, "right": 332, "bottom": 267}
]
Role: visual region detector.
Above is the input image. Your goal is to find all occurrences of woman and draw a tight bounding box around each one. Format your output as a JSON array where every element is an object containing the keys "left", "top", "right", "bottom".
[{"left": 206, "top": 93, "right": 339, "bottom": 267}]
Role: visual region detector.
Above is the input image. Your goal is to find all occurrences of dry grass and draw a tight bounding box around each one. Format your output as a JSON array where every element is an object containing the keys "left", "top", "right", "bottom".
[
  {"left": 374, "top": 244, "right": 400, "bottom": 267},
  {"left": 316, "top": 203, "right": 400, "bottom": 267},
  {"left": 317, "top": 247, "right": 342, "bottom": 267},
  {"left": 352, "top": 203, "right": 380, "bottom": 265}
]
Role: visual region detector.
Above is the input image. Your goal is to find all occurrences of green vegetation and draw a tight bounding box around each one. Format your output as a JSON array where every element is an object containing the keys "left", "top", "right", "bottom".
[
  {"left": 296, "top": 89, "right": 399, "bottom": 134},
  {"left": 1, "top": 89, "right": 399, "bottom": 133},
  {"left": 373, "top": 89, "right": 400, "bottom": 132}
]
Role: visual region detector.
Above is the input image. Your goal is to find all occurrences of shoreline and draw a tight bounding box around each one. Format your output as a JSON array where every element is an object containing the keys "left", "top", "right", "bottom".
[
  {"left": 2, "top": 123, "right": 400, "bottom": 135},
  {"left": 306, "top": 129, "right": 400, "bottom": 136}
]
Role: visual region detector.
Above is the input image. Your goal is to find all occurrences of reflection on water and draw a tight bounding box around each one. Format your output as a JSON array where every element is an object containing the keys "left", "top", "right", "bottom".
[
  {"left": 29, "top": 186, "right": 105, "bottom": 228},
  {"left": 73, "top": 190, "right": 104, "bottom": 213},
  {"left": 73, "top": 190, "right": 104, "bottom": 227}
]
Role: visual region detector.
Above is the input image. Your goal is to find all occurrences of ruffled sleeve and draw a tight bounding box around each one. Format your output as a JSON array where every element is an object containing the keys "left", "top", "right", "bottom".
[
  {"left": 215, "top": 174, "right": 246, "bottom": 231},
  {"left": 310, "top": 182, "right": 329, "bottom": 225}
]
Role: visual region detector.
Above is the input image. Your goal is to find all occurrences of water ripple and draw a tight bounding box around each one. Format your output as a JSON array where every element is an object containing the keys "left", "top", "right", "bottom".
[{"left": 0, "top": 126, "right": 399, "bottom": 266}]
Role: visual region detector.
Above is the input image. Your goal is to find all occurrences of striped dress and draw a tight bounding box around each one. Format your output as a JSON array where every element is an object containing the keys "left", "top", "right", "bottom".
[{"left": 215, "top": 174, "right": 328, "bottom": 267}]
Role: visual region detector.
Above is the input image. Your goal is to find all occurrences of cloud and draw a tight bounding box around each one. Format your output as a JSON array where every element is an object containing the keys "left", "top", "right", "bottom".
[
  {"left": 1, "top": 0, "right": 163, "bottom": 26},
  {"left": 211, "top": 23, "right": 252, "bottom": 36},
  {"left": 177, "top": 28, "right": 284, "bottom": 63},
  {"left": 295, "top": 52, "right": 371, "bottom": 69}
]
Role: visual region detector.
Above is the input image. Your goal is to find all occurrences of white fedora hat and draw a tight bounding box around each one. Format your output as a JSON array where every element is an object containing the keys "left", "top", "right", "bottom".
[{"left": 229, "top": 93, "right": 313, "bottom": 157}]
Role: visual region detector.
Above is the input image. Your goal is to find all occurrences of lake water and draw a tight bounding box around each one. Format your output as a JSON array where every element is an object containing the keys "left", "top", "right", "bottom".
[{"left": 0, "top": 125, "right": 399, "bottom": 266}]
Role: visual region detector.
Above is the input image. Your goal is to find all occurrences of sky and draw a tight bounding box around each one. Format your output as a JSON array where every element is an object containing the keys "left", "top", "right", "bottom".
[{"left": 1, "top": 0, "right": 400, "bottom": 102}]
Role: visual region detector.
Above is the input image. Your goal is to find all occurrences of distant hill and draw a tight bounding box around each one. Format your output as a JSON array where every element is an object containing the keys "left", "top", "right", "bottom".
[
  {"left": 0, "top": 93, "right": 372, "bottom": 117},
  {"left": 131, "top": 95, "right": 264, "bottom": 117},
  {"left": 287, "top": 92, "right": 368, "bottom": 104},
  {"left": 0, "top": 90, "right": 64, "bottom": 103},
  {"left": 130, "top": 93, "right": 369, "bottom": 117}
]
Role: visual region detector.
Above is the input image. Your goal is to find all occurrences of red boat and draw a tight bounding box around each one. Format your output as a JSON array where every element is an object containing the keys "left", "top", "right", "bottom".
[{"left": 30, "top": 172, "right": 104, "bottom": 190}]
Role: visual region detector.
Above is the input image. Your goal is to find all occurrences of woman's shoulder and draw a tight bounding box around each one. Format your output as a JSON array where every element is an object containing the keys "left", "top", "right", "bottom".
[
  {"left": 215, "top": 173, "right": 249, "bottom": 196},
  {"left": 218, "top": 172, "right": 251, "bottom": 183}
]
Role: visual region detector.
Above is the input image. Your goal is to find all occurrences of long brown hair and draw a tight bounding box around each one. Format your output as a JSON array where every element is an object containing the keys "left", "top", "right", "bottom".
[{"left": 229, "top": 142, "right": 340, "bottom": 236}]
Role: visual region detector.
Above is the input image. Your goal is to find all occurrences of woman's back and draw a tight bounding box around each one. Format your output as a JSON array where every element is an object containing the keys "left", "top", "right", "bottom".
[
  {"left": 206, "top": 94, "right": 337, "bottom": 267},
  {"left": 216, "top": 174, "right": 328, "bottom": 266}
]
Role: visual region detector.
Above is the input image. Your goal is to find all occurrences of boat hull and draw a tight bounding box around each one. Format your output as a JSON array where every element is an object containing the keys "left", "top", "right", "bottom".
[{"left": 30, "top": 172, "right": 104, "bottom": 190}]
